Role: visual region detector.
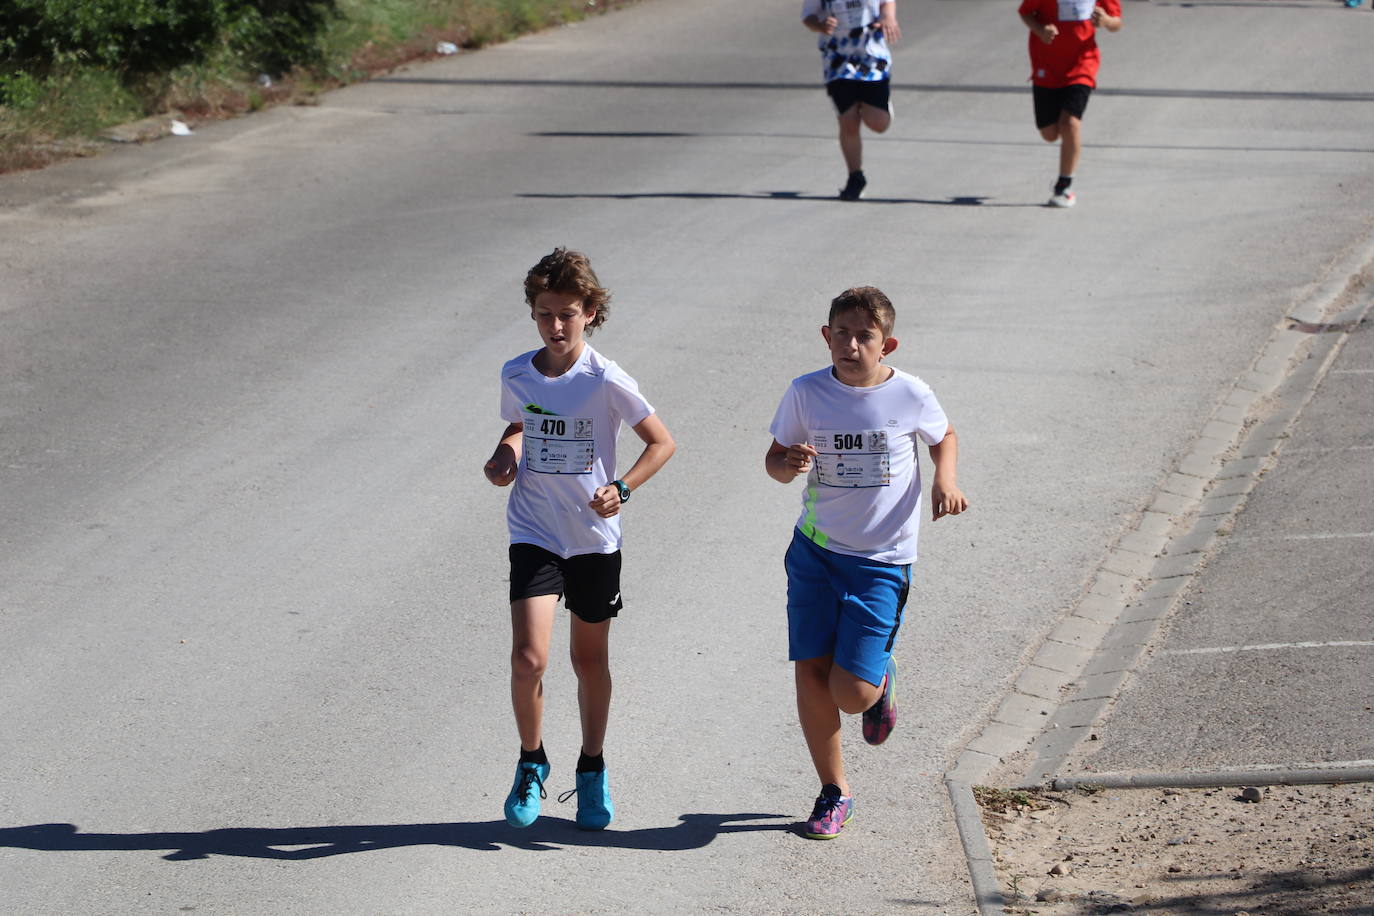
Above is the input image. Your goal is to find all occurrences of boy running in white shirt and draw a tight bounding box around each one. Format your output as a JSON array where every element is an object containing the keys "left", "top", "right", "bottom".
[
  {"left": 801, "top": 0, "right": 902, "bottom": 201},
  {"left": 484, "top": 248, "right": 675, "bottom": 830},
  {"left": 765, "top": 286, "right": 967, "bottom": 838}
]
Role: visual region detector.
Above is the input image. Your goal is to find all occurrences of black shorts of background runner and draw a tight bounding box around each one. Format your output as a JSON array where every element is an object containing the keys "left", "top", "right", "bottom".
[
  {"left": 1033, "top": 84, "right": 1093, "bottom": 129},
  {"left": 509, "top": 543, "right": 623, "bottom": 623},
  {"left": 826, "top": 78, "right": 891, "bottom": 116}
]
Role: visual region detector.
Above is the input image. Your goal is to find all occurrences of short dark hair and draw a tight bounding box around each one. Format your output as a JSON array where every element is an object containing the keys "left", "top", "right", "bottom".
[
  {"left": 828, "top": 286, "right": 895, "bottom": 337},
  {"left": 524, "top": 248, "right": 611, "bottom": 332}
]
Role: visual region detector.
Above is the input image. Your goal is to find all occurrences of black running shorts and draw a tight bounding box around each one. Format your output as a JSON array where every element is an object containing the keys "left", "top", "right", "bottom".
[
  {"left": 826, "top": 78, "right": 891, "bottom": 116},
  {"left": 1033, "top": 83, "right": 1093, "bottom": 129},
  {"left": 509, "top": 543, "right": 623, "bottom": 623}
]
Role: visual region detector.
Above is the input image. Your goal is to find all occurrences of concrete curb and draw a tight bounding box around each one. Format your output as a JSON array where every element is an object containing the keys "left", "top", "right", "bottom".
[{"left": 946, "top": 779, "right": 1006, "bottom": 915}]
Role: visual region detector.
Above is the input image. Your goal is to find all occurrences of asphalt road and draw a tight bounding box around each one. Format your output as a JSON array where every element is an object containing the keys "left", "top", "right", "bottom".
[{"left": 3, "top": 0, "right": 1372, "bottom": 912}]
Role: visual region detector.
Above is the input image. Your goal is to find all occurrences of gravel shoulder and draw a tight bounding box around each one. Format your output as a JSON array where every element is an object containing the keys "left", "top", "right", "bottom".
[{"left": 980, "top": 783, "right": 1374, "bottom": 915}]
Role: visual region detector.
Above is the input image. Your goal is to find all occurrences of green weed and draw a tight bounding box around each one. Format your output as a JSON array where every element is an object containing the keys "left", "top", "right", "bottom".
[
  {"left": 974, "top": 785, "right": 1050, "bottom": 813},
  {"left": 0, "top": 0, "right": 631, "bottom": 173}
]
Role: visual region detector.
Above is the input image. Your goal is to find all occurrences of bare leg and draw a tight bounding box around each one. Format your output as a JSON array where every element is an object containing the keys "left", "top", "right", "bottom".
[
  {"left": 796, "top": 655, "right": 848, "bottom": 794},
  {"left": 569, "top": 615, "right": 613, "bottom": 757},
  {"left": 829, "top": 662, "right": 884, "bottom": 715},
  {"left": 1057, "top": 111, "right": 1082, "bottom": 178},
  {"left": 510, "top": 595, "right": 558, "bottom": 751},
  {"left": 838, "top": 107, "right": 863, "bottom": 173},
  {"left": 858, "top": 101, "right": 891, "bottom": 135}
]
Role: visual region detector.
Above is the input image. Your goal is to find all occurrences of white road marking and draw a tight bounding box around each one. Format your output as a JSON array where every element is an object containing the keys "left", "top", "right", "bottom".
[
  {"left": 1239, "top": 531, "right": 1374, "bottom": 541},
  {"left": 1283, "top": 444, "right": 1374, "bottom": 453},
  {"left": 1166, "top": 640, "right": 1374, "bottom": 656}
]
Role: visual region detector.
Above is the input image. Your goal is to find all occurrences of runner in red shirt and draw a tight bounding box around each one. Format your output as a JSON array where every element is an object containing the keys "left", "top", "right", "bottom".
[{"left": 1018, "top": 0, "right": 1122, "bottom": 207}]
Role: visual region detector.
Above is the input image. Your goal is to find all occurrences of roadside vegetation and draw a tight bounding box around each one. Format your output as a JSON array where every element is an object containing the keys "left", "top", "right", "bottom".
[{"left": 0, "top": 0, "right": 628, "bottom": 173}]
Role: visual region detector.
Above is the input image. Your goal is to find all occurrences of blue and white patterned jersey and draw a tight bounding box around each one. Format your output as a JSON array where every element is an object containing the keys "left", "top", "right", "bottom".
[{"left": 802, "top": 0, "right": 893, "bottom": 83}]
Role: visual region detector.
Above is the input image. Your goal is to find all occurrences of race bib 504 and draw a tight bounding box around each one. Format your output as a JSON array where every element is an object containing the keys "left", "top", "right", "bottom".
[{"left": 810, "top": 428, "right": 890, "bottom": 488}]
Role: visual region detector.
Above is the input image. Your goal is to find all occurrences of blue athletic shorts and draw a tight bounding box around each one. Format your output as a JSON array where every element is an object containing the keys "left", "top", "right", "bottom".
[{"left": 784, "top": 528, "right": 910, "bottom": 686}]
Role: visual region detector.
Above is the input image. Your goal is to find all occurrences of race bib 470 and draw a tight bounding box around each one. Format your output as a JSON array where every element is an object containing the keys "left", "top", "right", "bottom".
[{"left": 523, "top": 413, "right": 595, "bottom": 474}]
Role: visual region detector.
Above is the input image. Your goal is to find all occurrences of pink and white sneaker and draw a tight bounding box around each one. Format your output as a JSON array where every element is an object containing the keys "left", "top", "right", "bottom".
[
  {"left": 862, "top": 656, "right": 898, "bottom": 746},
  {"left": 802, "top": 784, "right": 854, "bottom": 839}
]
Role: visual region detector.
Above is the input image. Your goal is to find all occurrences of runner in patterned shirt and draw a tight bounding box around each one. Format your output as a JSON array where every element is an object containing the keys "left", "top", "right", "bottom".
[{"left": 802, "top": 0, "right": 901, "bottom": 201}]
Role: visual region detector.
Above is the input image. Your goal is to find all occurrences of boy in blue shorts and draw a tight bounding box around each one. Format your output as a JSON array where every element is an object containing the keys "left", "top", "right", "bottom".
[{"left": 765, "top": 286, "right": 967, "bottom": 839}]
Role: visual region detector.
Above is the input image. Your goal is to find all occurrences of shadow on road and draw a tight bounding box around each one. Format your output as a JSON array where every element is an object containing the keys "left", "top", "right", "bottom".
[
  {"left": 518, "top": 131, "right": 1374, "bottom": 156},
  {"left": 1162, "top": 1, "right": 1346, "bottom": 9},
  {"left": 0, "top": 813, "right": 790, "bottom": 861},
  {"left": 518, "top": 191, "right": 1035, "bottom": 207},
  {"left": 378, "top": 76, "right": 1374, "bottom": 104}
]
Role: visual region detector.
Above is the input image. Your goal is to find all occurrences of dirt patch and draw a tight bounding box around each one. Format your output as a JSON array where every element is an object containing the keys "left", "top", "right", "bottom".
[{"left": 980, "top": 782, "right": 1374, "bottom": 915}]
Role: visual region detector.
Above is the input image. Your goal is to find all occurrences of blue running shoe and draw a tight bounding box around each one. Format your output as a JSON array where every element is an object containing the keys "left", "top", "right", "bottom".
[
  {"left": 802, "top": 784, "right": 854, "bottom": 839},
  {"left": 504, "top": 761, "right": 549, "bottom": 828},
  {"left": 558, "top": 768, "right": 614, "bottom": 830}
]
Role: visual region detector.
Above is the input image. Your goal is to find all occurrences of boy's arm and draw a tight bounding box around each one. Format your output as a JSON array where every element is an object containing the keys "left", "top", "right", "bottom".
[
  {"left": 927, "top": 424, "right": 968, "bottom": 521},
  {"left": 804, "top": 12, "right": 838, "bottom": 34},
  {"left": 1020, "top": 10, "right": 1058, "bottom": 44},
  {"left": 879, "top": 1, "right": 901, "bottom": 42},
  {"left": 588, "top": 413, "right": 676, "bottom": 518},
  {"left": 483, "top": 422, "right": 523, "bottom": 486},
  {"left": 766, "top": 439, "right": 818, "bottom": 484},
  {"left": 1091, "top": 4, "right": 1122, "bottom": 31}
]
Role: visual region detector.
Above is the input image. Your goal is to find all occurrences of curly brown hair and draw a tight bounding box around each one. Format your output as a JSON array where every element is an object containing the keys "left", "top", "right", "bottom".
[
  {"left": 524, "top": 248, "right": 611, "bottom": 332},
  {"left": 828, "top": 286, "right": 896, "bottom": 337}
]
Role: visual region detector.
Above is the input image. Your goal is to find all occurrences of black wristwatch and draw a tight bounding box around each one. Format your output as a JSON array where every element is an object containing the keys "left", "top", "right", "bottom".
[{"left": 613, "top": 479, "right": 631, "bottom": 503}]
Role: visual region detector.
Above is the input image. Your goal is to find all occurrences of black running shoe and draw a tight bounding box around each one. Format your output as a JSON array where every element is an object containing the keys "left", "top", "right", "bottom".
[{"left": 839, "top": 171, "right": 867, "bottom": 201}]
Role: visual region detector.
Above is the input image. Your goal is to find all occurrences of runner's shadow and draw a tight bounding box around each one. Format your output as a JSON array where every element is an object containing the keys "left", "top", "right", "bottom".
[
  {"left": 0, "top": 813, "right": 790, "bottom": 861},
  {"left": 518, "top": 191, "right": 1036, "bottom": 207}
]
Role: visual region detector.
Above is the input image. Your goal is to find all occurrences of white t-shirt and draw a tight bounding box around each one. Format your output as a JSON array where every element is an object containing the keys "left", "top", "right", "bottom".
[
  {"left": 500, "top": 345, "right": 654, "bottom": 558},
  {"left": 801, "top": 0, "right": 893, "bottom": 83},
  {"left": 770, "top": 366, "right": 949, "bottom": 565}
]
